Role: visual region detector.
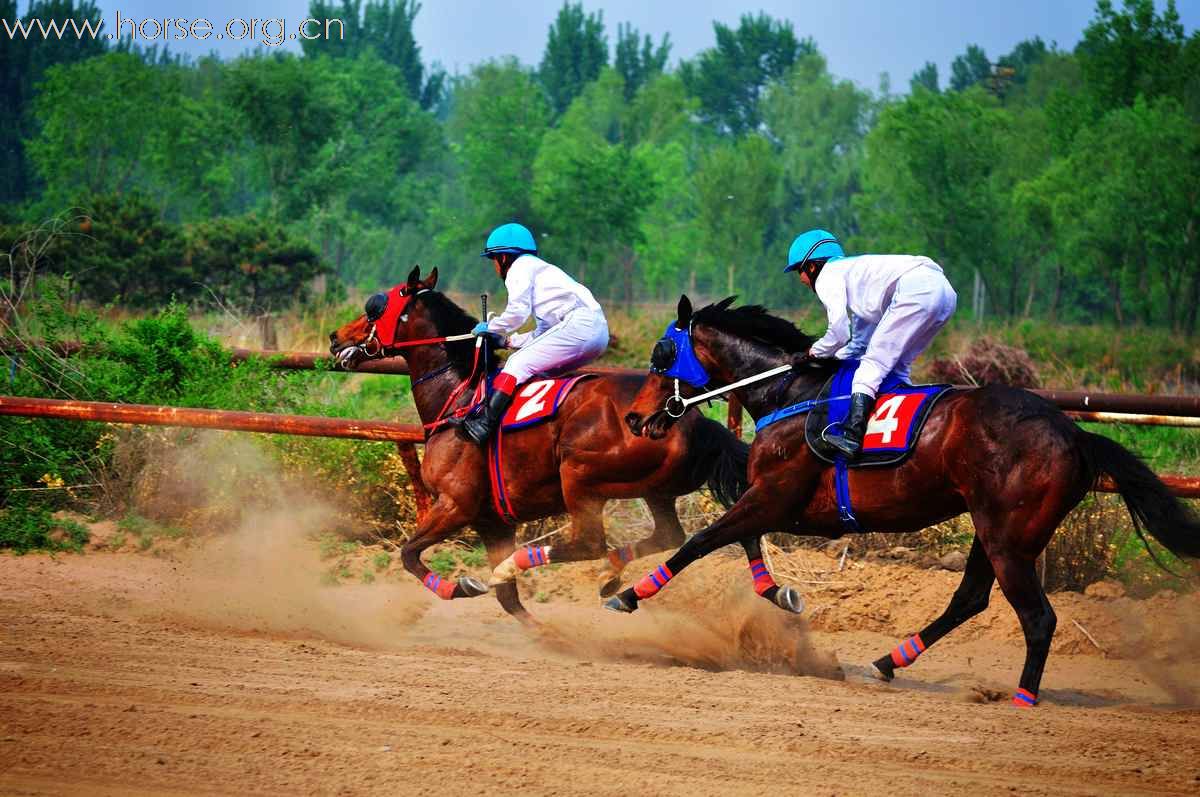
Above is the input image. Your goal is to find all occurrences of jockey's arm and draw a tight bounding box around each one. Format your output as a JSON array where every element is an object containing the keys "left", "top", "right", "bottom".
[
  {"left": 809, "top": 273, "right": 852, "bottom": 357},
  {"left": 487, "top": 260, "right": 534, "bottom": 340}
]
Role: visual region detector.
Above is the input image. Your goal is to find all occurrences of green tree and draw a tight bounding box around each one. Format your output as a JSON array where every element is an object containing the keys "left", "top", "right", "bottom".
[
  {"left": 694, "top": 135, "right": 780, "bottom": 298},
  {"left": 614, "top": 22, "right": 671, "bottom": 102},
  {"left": 949, "top": 44, "right": 991, "bottom": 91},
  {"left": 223, "top": 54, "right": 342, "bottom": 219},
  {"left": 185, "top": 214, "right": 325, "bottom": 313},
  {"left": 855, "top": 88, "right": 1013, "bottom": 311},
  {"left": 765, "top": 54, "right": 873, "bottom": 247},
  {"left": 910, "top": 62, "right": 940, "bottom": 94},
  {"left": 532, "top": 70, "right": 657, "bottom": 303},
  {"left": 1077, "top": 0, "right": 1187, "bottom": 111},
  {"left": 27, "top": 53, "right": 223, "bottom": 216},
  {"left": 680, "top": 13, "right": 812, "bottom": 136},
  {"left": 538, "top": 2, "right": 608, "bottom": 117},
  {"left": 302, "top": 0, "right": 445, "bottom": 109},
  {"left": 0, "top": 0, "right": 106, "bottom": 206},
  {"left": 439, "top": 60, "right": 550, "bottom": 261}
]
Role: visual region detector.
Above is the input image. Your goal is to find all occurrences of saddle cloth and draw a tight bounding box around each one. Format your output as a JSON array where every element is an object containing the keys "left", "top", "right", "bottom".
[
  {"left": 500, "top": 374, "right": 594, "bottom": 431},
  {"left": 804, "top": 360, "right": 953, "bottom": 468}
]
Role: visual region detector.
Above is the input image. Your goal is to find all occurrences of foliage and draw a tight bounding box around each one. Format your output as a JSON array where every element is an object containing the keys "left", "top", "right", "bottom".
[
  {"left": 302, "top": 0, "right": 446, "bottom": 110},
  {"left": 614, "top": 22, "right": 670, "bottom": 102},
  {"left": 681, "top": 13, "right": 813, "bottom": 136},
  {"left": 185, "top": 215, "right": 324, "bottom": 314},
  {"left": 538, "top": 2, "right": 608, "bottom": 117},
  {"left": 0, "top": 0, "right": 106, "bottom": 205}
]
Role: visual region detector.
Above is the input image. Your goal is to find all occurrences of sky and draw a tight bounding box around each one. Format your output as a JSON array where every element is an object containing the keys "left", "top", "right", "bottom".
[{"left": 17, "top": 0, "right": 1200, "bottom": 92}]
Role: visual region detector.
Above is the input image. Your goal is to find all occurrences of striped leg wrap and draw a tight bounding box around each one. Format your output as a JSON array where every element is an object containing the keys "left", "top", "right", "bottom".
[
  {"left": 633, "top": 564, "right": 674, "bottom": 599},
  {"left": 1012, "top": 688, "right": 1038, "bottom": 708},
  {"left": 607, "top": 545, "right": 636, "bottom": 570},
  {"left": 513, "top": 545, "right": 551, "bottom": 570},
  {"left": 423, "top": 572, "right": 457, "bottom": 600},
  {"left": 889, "top": 634, "right": 926, "bottom": 669},
  {"left": 748, "top": 557, "right": 777, "bottom": 596}
]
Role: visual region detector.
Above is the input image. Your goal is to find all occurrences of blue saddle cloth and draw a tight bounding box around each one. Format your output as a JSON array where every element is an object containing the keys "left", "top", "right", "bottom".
[{"left": 807, "top": 359, "right": 952, "bottom": 467}]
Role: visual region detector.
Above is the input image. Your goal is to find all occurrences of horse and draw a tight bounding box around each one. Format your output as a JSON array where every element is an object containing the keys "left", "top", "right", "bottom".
[
  {"left": 614, "top": 295, "right": 1200, "bottom": 706},
  {"left": 327, "top": 267, "right": 751, "bottom": 623}
]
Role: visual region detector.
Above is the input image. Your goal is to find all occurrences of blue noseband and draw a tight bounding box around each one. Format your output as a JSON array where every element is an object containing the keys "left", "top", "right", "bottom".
[{"left": 652, "top": 323, "right": 711, "bottom": 388}]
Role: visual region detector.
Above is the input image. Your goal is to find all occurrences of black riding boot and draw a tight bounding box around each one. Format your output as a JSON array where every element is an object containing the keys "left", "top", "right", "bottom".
[
  {"left": 458, "top": 389, "right": 514, "bottom": 446},
  {"left": 827, "top": 392, "right": 875, "bottom": 459}
]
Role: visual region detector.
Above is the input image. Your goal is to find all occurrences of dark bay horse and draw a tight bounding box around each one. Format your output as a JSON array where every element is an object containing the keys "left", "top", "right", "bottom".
[
  {"left": 616, "top": 296, "right": 1200, "bottom": 706},
  {"left": 328, "top": 268, "right": 749, "bottom": 623}
]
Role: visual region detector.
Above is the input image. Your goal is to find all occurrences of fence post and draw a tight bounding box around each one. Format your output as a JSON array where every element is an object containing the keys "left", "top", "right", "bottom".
[
  {"left": 727, "top": 397, "right": 743, "bottom": 439},
  {"left": 395, "top": 442, "right": 431, "bottom": 523}
]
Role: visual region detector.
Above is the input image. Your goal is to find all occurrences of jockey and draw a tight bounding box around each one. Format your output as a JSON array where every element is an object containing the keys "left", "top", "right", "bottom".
[
  {"left": 459, "top": 222, "right": 610, "bottom": 445},
  {"left": 786, "top": 229, "right": 957, "bottom": 459}
]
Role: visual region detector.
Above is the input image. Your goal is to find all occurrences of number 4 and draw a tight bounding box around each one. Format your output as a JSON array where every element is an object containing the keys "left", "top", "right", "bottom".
[
  {"left": 513, "top": 379, "right": 555, "bottom": 422},
  {"left": 865, "top": 395, "right": 906, "bottom": 444}
]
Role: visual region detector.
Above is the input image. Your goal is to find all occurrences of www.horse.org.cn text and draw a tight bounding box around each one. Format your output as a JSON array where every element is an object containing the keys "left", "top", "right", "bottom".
[{"left": 1, "top": 13, "right": 346, "bottom": 47}]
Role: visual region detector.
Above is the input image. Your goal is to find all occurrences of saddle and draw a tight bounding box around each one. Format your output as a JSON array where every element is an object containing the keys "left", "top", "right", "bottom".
[{"left": 802, "top": 361, "right": 953, "bottom": 468}]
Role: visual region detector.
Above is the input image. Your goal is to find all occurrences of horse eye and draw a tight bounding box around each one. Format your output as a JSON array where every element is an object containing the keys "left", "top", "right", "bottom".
[
  {"left": 364, "top": 293, "right": 388, "bottom": 322},
  {"left": 650, "top": 339, "right": 677, "bottom": 373}
]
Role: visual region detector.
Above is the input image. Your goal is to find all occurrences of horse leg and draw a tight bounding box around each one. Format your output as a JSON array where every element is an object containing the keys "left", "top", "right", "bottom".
[
  {"left": 871, "top": 536, "right": 995, "bottom": 681},
  {"left": 399, "top": 498, "right": 489, "bottom": 601},
  {"left": 605, "top": 484, "right": 775, "bottom": 613},
  {"left": 990, "top": 552, "right": 1057, "bottom": 707},
  {"left": 598, "top": 495, "right": 687, "bottom": 598},
  {"left": 487, "top": 496, "right": 608, "bottom": 587},
  {"left": 476, "top": 525, "right": 535, "bottom": 625},
  {"left": 740, "top": 536, "right": 805, "bottom": 614}
]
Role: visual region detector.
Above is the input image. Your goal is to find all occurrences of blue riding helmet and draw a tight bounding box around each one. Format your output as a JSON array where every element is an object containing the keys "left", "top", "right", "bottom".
[
  {"left": 481, "top": 222, "right": 537, "bottom": 258},
  {"left": 784, "top": 229, "right": 845, "bottom": 273},
  {"left": 650, "top": 323, "right": 710, "bottom": 388}
]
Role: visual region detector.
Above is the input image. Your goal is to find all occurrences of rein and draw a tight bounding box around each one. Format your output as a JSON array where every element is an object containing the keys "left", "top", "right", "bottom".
[{"left": 664, "top": 364, "right": 794, "bottom": 418}]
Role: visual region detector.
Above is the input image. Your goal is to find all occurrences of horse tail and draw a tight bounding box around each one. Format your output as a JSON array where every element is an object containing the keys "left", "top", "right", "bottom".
[
  {"left": 687, "top": 416, "right": 751, "bottom": 508},
  {"left": 1081, "top": 431, "right": 1200, "bottom": 561}
]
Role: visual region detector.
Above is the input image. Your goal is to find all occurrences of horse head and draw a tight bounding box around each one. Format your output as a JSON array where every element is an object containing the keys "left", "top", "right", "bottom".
[
  {"left": 328, "top": 265, "right": 441, "bottom": 369},
  {"left": 625, "top": 294, "right": 734, "bottom": 439}
]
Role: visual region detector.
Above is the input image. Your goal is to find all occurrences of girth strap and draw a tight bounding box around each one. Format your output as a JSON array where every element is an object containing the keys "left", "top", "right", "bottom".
[{"left": 834, "top": 456, "right": 861, "bottom": 532}]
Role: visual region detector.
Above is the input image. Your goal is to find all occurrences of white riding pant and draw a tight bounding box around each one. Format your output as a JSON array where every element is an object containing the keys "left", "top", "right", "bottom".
[
  {"left": 501, "top": 308, "right": 609, "bottom": 384},
  {"left": 851, "top": 266, "right": 957, "bottom": 397}
]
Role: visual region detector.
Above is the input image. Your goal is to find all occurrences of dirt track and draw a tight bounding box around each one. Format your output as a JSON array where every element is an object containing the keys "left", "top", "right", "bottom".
[{"left": 2, "top": 542, "right": 1200, "bottom": 796}]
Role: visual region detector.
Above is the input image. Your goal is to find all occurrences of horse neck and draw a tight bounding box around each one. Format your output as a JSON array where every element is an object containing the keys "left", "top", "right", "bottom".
[
  {"left": 698, "top": 329, "right": 825, "bottom": 420},
  {"left": 398, "top": 307, "right": 479, "bottom": 426}
]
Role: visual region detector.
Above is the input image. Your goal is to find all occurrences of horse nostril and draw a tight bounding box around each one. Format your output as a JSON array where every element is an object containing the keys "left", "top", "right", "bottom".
[{"left": 329, "top": 331, "right": 337, "bottom": 343}]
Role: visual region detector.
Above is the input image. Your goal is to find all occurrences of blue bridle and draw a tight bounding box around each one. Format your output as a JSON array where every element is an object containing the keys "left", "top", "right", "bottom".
[{"left": 651, "top": 322, "right": 711, "bottom": 389}]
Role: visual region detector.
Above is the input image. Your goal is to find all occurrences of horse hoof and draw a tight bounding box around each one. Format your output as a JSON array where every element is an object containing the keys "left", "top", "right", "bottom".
[
  {"left": 604, "top": 593, "right": 637, "bottom": 613},
  {"left": 871, "top": 662, "right": 894, "bottom": 682},
  {"left": 457, "top": 576, "right": 489, "bottom": 598},
  {"left": 598, "top": 575, "right": 622, "bottom": 598},
  {"left": 773, "top": 586, "right": 805, "bottom": 614}
]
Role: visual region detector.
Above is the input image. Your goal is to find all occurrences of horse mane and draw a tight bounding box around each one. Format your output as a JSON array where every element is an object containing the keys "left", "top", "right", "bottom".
[
  {"left": 693, "top": 299, "right": 816, "bottom": 354},
  {"left": 417, "top": 290, "right": 482, "bottom": 376}
]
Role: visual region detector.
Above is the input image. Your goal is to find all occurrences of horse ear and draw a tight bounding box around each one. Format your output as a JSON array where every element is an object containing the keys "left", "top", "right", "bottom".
[
  {"left": 406, "top": 265, "right": 420, "bottom": 286},
  {"left": 424, "top": 267, "right": 439, "bottom": 289},
  {"left": 677, "top": 295, "right": 693, "bottom": 327},
  {"left": 714, "top": 295, "right": 737, "bottom": 312}
]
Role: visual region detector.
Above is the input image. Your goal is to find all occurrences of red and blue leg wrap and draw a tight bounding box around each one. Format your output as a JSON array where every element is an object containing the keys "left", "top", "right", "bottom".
[
  {"left": 1012, "top": 688, "right": 1038, "bottom": 708},
  {"left": 633, "top": 563, "right": 674, "bottom": 599},
  {"left": 423, "top": 572, "right": 457, "bottom": 600},
  {"left": 889, "top": 634, "right": 926, "bottom": 669},
  {"left": 748, "top": 557, "right": 777, "bottom": 596},
  {"left": 607, "top": 544, "right": 636, "bottom": 569},
  {"left": 513, "top": 545, "right": 551, "bottom": 570}
]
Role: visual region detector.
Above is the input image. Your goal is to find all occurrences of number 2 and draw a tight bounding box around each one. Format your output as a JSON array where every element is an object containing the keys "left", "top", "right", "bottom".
[{"left": 513, "top": 380, "right": 555, "bottom": 422}]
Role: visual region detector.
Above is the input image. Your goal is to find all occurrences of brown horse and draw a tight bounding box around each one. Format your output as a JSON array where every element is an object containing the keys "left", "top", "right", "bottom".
[
  {"left": 615, "top": 296, "right": 1200, "bottom": 706},
  {"left": 328, "top": 268, "right": 750, "bottom": 622}
]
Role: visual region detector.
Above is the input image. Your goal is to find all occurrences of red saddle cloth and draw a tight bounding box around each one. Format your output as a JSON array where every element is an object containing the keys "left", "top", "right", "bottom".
[
  {"left": 489, "top": 374, "right": 594, "bottom": 524},
  {"left": 500, "top": 374, "right": 593, "bottom": 430}
]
